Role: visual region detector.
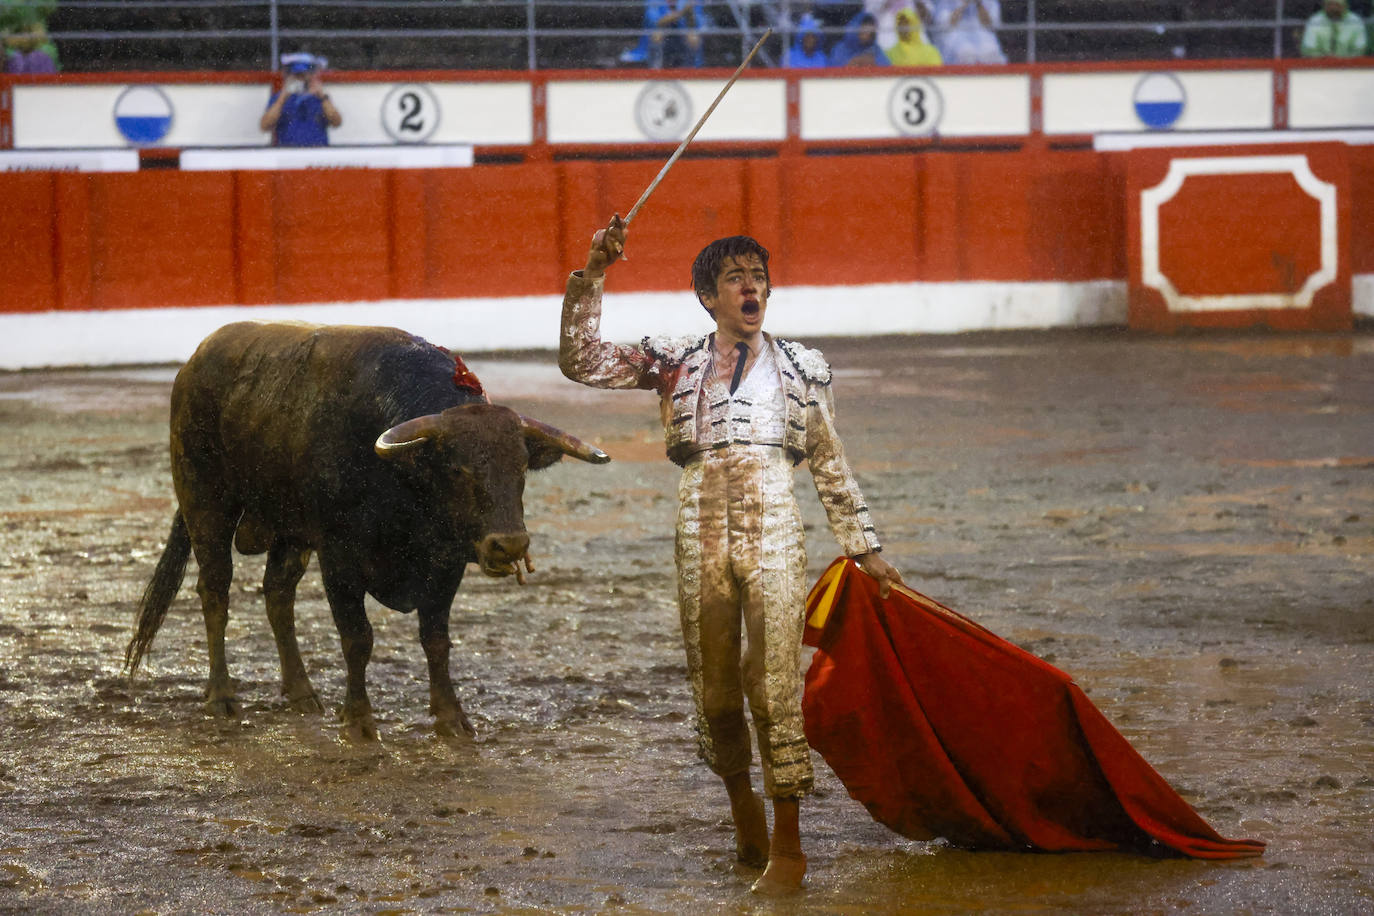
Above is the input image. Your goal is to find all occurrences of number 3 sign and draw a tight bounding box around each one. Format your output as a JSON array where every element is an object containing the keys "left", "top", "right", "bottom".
[
  {"left": 887, "top": 77, "right": 943, "bottom": 137},
  {"left": 382, "top": 83, "right": 441, "bottom": 143}
]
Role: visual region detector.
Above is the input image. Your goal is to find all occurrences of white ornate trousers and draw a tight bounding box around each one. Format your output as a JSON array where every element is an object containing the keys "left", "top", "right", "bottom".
[{"left": 675, "top": 444, "right": 813, "bottom": 798}]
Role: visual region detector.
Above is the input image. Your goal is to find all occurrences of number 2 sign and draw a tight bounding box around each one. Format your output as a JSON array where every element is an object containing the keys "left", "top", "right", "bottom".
[{"left": 382, "top": 84, "right": 441, "bottom": 143}]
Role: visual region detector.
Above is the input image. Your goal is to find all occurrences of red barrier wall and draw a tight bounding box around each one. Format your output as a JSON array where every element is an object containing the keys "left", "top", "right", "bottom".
[
  {"left": 1351, "top": 146, "right": 1374, "bottom": 275},
  {"left": 1, "top": 143, "right": 1368, "bottom": 314}
]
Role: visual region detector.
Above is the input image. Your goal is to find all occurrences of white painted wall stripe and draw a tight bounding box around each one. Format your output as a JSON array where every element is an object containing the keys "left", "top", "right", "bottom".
[
  {"left": 0, "top": 280, "right": 1126, "bottom": 370},
  {"left": 4, "top": 275, "right": 1367, "bottom": 370},
  {"left": 1139, "top": 155, "right": 1337, "bottom": 312}
]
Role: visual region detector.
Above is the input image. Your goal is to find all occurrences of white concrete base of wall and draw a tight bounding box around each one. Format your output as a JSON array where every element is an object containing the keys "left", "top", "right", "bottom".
[
  {"left": 1, "top": 276, "right": 1369, "bottom": 371},
  {"left": 1356, "top": 273, "right": 1374, "bottom": 318}
]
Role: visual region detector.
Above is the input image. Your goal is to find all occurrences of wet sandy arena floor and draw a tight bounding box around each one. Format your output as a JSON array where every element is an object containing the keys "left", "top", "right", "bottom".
[{"left": 1, "top": 328, "right": 1371, "bottom": 915}]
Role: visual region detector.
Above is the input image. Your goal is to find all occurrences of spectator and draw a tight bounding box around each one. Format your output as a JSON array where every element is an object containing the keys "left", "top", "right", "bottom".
[
  {"left": 620, "top": 1, "right": 706, "bottom": 68},
  {"left": 4, "top": 22, "right": 56, "bottom": 73},
  {"left": 886, "top": 7, "right": 942, "bottom": 66},
  {"left": 1300, "top": 0, "right": 1367, "bottom": 57},
  {"left": 865, "top": 0, "right": 932, "bottom": 49},
  {"left": 931, "top": 0, "right": 1006, "bottom": 65},
  {"left": 0, "top": 0, "right": 59, "bottom": 71},
  {"left": 788, "top": 13, "right": 831, "bottom": 67},
  {"left": 259, "top": 52, "right": 342, "bottom": 148},
  {"left": 829, "top": 11, "right": 890, "bottom": 66}
]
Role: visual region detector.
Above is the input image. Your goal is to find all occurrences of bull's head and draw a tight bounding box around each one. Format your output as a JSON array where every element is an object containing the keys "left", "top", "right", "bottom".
[{"left": 374, "top": 403, "right": 609, "bottom": 579}]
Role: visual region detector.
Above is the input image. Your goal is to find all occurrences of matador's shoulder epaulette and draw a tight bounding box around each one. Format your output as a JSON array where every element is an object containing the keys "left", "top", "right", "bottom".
[
  {"left": 777, "top": 339, "right": 832, "bottom": 386},
  {"left": 643, "top": 334, "right": 708, "bottom": 366}
]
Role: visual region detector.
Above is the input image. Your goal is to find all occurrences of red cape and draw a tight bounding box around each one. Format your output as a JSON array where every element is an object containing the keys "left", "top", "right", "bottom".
[{"left": 802, "top": 558, "right": 1264, "bottom": 859}]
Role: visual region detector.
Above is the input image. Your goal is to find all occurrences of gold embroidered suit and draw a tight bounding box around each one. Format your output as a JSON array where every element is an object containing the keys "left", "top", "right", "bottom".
[{"left": 559, "top": 271, "right": 882, "bottom": 796}]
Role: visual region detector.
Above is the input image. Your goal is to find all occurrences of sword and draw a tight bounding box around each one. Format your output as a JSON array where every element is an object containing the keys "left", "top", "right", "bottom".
[{"left": 624, "top": 28, "right": 773, "bottom": 225}]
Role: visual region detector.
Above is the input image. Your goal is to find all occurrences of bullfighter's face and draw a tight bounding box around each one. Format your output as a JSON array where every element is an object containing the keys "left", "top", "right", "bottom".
[{"left": 703, "top": 254, "right": 769, "bottom": 343}]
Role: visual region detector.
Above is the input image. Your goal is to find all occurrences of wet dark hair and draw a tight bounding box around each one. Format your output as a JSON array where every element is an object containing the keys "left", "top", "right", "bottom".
[{"left": 691, "top": 236, "right": 771, "bottom": 309}]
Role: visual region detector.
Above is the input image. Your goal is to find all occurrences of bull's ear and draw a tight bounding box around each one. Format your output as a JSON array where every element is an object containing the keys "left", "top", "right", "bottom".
[
  {"left": 376, "top": 415, "right": 441, "bottom": 459},
  {"left": 518, "top": 415, "right": 611, "bottom": 469}
]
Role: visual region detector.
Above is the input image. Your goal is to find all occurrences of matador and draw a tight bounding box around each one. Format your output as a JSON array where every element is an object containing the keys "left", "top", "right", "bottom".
[{"left": 559, "top": 215, "right": 904, "bottom": 895}]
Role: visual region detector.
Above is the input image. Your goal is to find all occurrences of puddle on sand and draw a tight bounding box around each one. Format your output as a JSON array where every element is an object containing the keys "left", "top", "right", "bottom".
[{"left": 1183, "top": 336, "right": 1374, "bottom": 360}]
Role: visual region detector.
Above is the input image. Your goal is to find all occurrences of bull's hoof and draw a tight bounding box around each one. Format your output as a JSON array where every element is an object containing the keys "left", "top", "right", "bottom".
[
  {"left": 430, "top": 698, "right": 475, "bottom": 739},
  {"left": 203, "top": 695, "right": 242, "bottom": 719},
  {"left": 434, "top": 711, "right": 476, "bottom": 740},
  {"left": 340, "top": 714, "right": 379, "bottom": 743},
  {"left": 287, "top": 690, "right": 325, "bottom": 715}
]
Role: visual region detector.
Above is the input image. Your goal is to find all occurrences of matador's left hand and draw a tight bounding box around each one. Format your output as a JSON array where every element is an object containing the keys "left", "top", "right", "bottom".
[{"left": 853, "top": 551, "right": 904, "bottom": 599}]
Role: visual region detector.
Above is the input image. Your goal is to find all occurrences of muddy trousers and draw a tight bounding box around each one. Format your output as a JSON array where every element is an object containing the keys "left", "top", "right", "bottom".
[{"left": 675, "top": 445, "right": 813, "bottom": 798}]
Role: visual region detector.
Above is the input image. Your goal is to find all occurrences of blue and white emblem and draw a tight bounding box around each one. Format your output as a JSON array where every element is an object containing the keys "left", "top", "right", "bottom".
[
  {"left": 1132, "top": 73, "right": 1185, "bottom": 130},
  {"left": 113, "top": 85, "right": 174, "bottom": 145}
]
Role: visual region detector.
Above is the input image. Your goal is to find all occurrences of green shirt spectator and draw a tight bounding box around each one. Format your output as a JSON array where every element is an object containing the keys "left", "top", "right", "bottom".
[
  {"left": 1300, "top": 0, "right": 1368, "bottom": 57},
  {"left": 0, "top": 0, "right": 55, "bottom": 36},
  {"left": 1, "top": 0, "right": 58, "bottom": 69}
]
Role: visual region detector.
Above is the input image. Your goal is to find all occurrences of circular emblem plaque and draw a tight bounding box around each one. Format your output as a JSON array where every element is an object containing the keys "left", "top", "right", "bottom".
[
  {"left": 382, "top": 83, "right": 441, "bottom": 144},
  {"left": 113, "top": 85, "right": 174, "bottom": 146},
  {"left": 1133, "top": 72, "right": 1186, "bottom": 130},
  {"left": 887, "top": 77, "right": 943, "bottom": 137},
  {"left": 634, "top": 81, "right": 693, "bottom": 142}
]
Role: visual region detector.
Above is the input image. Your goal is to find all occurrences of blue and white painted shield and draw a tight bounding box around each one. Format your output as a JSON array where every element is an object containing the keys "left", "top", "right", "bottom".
[
  {"left": 113, "top": 85, "right": 174, "bottom": 145},
  {"left": 1132, "top": 73, "right": 1185, "bottom": 130}
]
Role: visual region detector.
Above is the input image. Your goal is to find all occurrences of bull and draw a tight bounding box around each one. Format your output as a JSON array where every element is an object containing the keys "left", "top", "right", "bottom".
[{"left": 124, "top": 321, "right": 609, "bottom": 741}]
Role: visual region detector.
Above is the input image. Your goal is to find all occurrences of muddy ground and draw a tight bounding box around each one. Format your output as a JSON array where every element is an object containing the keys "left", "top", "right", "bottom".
[{"left": 0, "top": 329, "right": 1371, "bottom": 915}]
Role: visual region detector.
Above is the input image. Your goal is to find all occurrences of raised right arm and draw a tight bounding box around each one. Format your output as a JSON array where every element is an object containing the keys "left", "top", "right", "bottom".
[{"left": 559, "top": 215, "right": 660, "bottom": 391}]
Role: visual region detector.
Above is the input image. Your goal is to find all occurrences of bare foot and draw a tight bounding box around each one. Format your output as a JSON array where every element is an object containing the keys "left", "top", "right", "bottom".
[
  {"left": 732, "top": 792, "right": 769, "bottom": 868},
  {"left": 750, "top": 852, "right": 806, "bottom": 896}
]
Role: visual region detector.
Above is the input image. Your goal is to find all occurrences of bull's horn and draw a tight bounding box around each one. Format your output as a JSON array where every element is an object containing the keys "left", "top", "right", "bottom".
[
  {"left": 519, "top": 415, "right": 611, "bottom": 464},
  {"left": 375, "top": 414, "right": 442, "bottom": 457}
]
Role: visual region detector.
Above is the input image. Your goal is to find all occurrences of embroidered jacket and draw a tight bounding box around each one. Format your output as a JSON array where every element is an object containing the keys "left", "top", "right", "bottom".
[{"left": 559, "top": 271, "right": 881, "bottom": 557}]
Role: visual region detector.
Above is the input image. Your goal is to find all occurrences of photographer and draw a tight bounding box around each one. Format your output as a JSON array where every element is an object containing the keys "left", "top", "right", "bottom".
[{"left": 260, "top": 52, "right": 342, "bottom": 147}]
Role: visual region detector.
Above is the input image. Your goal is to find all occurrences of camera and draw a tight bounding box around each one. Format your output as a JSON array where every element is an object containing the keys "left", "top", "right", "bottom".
[{"left": 279, "top": 52, "right": 328, "bottom": 96}]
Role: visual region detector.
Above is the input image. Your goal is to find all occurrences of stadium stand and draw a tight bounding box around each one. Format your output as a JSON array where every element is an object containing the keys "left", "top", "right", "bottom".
[
  {"left": 37, "top": 0, "right": 1341, "bottom": 72},
  {"left": 41, "top": 0, "right": 680, "bottom": 72},
  {"left": 1028, "top": 0, "right": 1308, "bottom": 61}
]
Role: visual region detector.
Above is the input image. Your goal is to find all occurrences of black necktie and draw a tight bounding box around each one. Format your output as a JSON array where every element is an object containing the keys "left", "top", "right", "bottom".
[{"left": 729, "top": 342, "right": 749, "bottom": 394}]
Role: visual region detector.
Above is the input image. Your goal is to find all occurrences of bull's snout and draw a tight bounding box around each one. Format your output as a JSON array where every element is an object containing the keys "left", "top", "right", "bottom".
[{"left": 477, "top": 532, "right": 530, "bottom": 576}]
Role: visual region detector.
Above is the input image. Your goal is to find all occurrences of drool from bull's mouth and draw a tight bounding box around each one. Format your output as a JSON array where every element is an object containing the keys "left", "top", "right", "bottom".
[{"left": 481, "top": 560, "right": 518, "bottom": 578}]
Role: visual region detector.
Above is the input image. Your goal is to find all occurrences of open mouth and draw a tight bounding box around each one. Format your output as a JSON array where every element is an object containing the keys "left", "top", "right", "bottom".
[
  {"left": 480, "top": 560, "right": 518, "bottom": 578},
  {"left": 742, "top": 300, "right": 760, "bottom": 316}
]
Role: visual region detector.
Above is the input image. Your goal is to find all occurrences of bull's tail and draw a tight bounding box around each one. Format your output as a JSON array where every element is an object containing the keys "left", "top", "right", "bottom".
[{"left": 124, "top": 512, "right": 192, "bottom": 674}]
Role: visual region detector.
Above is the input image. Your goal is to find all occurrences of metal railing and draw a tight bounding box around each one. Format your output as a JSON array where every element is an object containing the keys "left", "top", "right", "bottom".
[{"left": 19, "top": 0, "right": 1355, "bottom": 72}]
